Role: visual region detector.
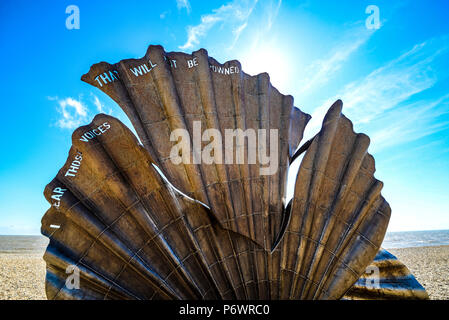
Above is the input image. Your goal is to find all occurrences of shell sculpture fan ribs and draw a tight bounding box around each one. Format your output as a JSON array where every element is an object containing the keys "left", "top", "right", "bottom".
[{"left": 41, "top": 45, "right": 428, "bottom": 300}]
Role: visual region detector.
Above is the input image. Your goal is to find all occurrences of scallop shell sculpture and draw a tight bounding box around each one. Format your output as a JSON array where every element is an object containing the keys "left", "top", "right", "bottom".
[
  {"left": 41, "top": 45, "right": 428, "bottom": 300},
  {"left": 81, "top": 45, "right": 310, "bottom": 251}
]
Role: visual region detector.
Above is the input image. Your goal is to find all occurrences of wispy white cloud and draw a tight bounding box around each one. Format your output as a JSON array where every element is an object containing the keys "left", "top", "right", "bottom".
[
  {"left": 50, "top": 94, "right": 111, "bottom": 129},
  {"left": 234, "top": 0, "right": 281, "bottom": 51},
  {"left": 368, "top": 94, "right": 449, "bottom": 152},
  {"left": 304, "top": 36, "right": 449, "bottom": 152},
  {"left": 297, "top": 27, "right": 374, "bottom": 98},
  {"left": 229, "top": 22, "right": 248, "bottom": 49},
  {"left": 160, "top": 10, "right": 171, "bottom": 19},
  {"left": 93, "top": 94, "right": 104, "bottom": 113},
  {"left": 179, "top": 13, "right": 221, "bottom": 50},
  {"left": 177, "top": 0, "right": 191, "bottom": 14},
  {"left": 266, "top": 0, "right": 281, "bottom": 30},
  {"left": 288, "top": 36, "right": 449, "bottom": 206},
  {"left": 340, "top": 41, "right": 444, "bottom": 122},
  {"left": 179, "top": 0, "right": 258, "bottom": 50},
  {"left": 92, "top": 94, "right": 114, "bottom": 115},
  {"left": 53, "top": 96, "right": 88, "bottom": 129}
]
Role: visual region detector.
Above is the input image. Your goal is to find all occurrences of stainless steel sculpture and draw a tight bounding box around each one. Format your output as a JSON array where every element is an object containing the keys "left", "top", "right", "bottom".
[
  {"left": 80, "top": 45, "right": 311, "bottom": 251},
  {"left": 41, "top": 45, "right": 428, "bottom": 299}
]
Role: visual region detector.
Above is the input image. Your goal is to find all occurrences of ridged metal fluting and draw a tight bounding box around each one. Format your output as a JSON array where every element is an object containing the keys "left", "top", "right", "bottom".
[
  {"left": 42, "top": 115, "right": 216, "bottom": 299},
  {"left": 41, "top": 108, "right": 390, "bottom": 300},
  {"left": 344, "top": 249, "right": 429, "bottom": 299},
  {"left": 81, "top": 45, "right": 311, "bottom": 251},
  {"left": 41, "top": 114, "right": 306, "bottom": 299},
  {"left": 276, "top": 100, "right": 391, "bottom": 299},
  {"left": 41, "top": 44, "right": 428, "bottom": 300}
]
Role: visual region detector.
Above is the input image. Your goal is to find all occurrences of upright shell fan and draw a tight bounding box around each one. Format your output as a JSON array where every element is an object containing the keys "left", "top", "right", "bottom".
[
  {"left": 41, "top": 45, "right": 428, "bottom": 300},
  {"left": 81, "top": 45, "right": 311, "bottom": 251}
]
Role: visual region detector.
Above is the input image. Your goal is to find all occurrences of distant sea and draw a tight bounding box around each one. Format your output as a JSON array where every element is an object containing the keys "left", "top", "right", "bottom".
[
  {"left": 0, "top": 235, "right": 48, "bottom": 254},
  {"left": 382, "top": 229, "right": 449, "bottom": 249},
  {"left": 1, "top": 230, "right": 449, "bottom": 253}
]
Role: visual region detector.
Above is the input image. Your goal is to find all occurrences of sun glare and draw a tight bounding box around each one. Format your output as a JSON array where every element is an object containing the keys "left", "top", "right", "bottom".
[{"left": 240, "top": 44, "right": 291, "bottom": 94}]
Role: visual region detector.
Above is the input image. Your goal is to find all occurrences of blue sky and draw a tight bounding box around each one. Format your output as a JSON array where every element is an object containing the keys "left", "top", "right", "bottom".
[{"left": 0, "top": 0, "right": 448, "bottom": 234}]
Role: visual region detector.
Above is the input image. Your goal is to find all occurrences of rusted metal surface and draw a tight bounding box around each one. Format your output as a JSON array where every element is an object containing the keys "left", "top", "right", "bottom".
[
  {"left": 41, "top": 45, "right": 428, "bottom": 300},
  {"left": 43, "top": 115, "right": 220, "bottom": 299},
  {"left": 40, "top": 110, "right": 392, "bottom": 300},
  {"left": 276, "top": 100, "right": 391, "bottom": 299},
  {"left": 81, "top": 45, "right": 311, "bottom": 250}
]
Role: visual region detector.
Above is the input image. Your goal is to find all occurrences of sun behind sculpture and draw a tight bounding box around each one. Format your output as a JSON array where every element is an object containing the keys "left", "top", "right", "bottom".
[{"left": 40, "top": 44, "right": 428, "bottom": 300}]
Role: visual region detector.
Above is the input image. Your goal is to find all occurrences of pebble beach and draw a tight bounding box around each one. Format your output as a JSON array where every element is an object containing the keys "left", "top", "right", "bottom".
[
  {"left": 0, "top": 235, "right": 448, "bottom": 300},
  {"left": 389, "top": 245, "right": 449, "bottom": 300},
  {"left": 0, "top": 253, "right": 46, "bottom": 300},
  {"left": 0, "top": 235, "right": 48, "bottom": 300}
]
